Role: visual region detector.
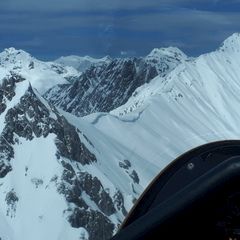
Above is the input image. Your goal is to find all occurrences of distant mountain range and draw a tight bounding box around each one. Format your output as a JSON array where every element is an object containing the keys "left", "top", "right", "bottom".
[
  {"left": 55, "top": 55, "right": 112, "bottom": 72},
  {"left": 1, "top": 33, "right": 240, "bottom": 240}
]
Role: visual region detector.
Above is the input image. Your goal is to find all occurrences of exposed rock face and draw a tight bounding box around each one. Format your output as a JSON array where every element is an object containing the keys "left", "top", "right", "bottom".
[
  {"left": 0, "top": 72, "right": 24, "bottom": 114},
  {"left": 0, "top": 72, "right": 126, "bottom": 240},
  {"left": 119, "top": 159, "right": 140, "bottom": 185},
  {"left": 113, "top": 190, "right": 127, "bottom": 217},
  {"left": 119, "top": 160, "right": 131, "bottom": 170},
  {"left": 68, "top": 208, "right": 114, "bottom": 240},
  {"left": 44, "top": 58, "right": 159, "bottom": 117},
  {"left": 5, "top": 189, "right": 19, "bottom": 218},
  {"left": 45, "top": 48, "right": 188, "bottom": 117},
  {"left": 0, "top": 73, "right": 26, "bottom": 177},
  {"left": 0, "top": 73, "right": 95, "bottom": 175},
  {"left": 59, "top": 164, "right": 116, "bottom": 240},
  {"left": 130, "top": 170, "right": 140, "bottom": 184}
]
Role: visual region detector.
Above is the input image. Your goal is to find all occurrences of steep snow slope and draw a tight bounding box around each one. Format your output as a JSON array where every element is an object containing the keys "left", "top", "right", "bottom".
[
  {"left": 113, "top": 33, "right": 240, "bottom": 118},
  {"left": 0, "top": 47, "right": 189, "bottom": 240},
  {"left": 0, "top": 48, "right": 80, "bottom": 94},
  {"left": 55, "top": 55, "right": 112, "bottom": 72},
  {"left": 83, "top": 33, "right": 240, "bottom": 171},
  {"left": 2, "top": 33, "right": 240, "bottom": 240},
  {"left": 45, "top": 48, "right": 187, "bottom": 117},
  {"left": 0, "top": 72, "right": 153, "bottom": 240}
]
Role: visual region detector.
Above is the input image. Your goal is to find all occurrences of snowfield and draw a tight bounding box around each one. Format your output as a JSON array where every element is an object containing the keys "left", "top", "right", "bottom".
[{"left": 81, "top": 33, "right": 240, "bottom": 172}]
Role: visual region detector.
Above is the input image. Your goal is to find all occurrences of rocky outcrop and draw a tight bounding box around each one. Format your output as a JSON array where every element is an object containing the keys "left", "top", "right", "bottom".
[
  {"left": 45, "top": 48, "right": 188, "bottom": 117},
  {"left": 59, "top": 162, "right": 117, "bottom": 240},
  {"left": 0, "top": 72, "right": 120, "bottom": 240},
  {"left": 5, "top": 189, "right": 19, "bottom": 218},
  {"left": 68, "top": 208, "right": 114, "bottom": 240},
  {"left": 0, "top": 73, "right": 26, "bottom": 177},
  {"left": 44, "top": 58, "right": 158, "bottom": 117},
  {"left": 119, "top": 159, "right": 140, "bottom": 185}
]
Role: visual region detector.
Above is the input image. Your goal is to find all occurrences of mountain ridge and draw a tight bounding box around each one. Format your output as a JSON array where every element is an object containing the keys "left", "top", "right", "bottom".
[
  {"left": 0, "top": 47, "right": 81, "bottom": 94},
  {"left": 0, "top": 70, "right": 150, "bottom": 240},
  {"left": 45, "top": 47, "right": 188, "bottom": 117},
  {"left": 1, "top": 33, "right": 240, "bottom": 240}
]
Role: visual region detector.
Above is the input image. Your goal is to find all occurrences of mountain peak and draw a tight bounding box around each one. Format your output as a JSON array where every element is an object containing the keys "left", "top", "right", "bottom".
[
  {"left": 2, "top": 47, "right": 31, "bottom": 57},
  {"left": 219, "top": 33, "right": 240, "bottom": 53},
  {"left": 0, "top": 48, "right": 77, "bottom": 94},
  {"left": 55, "top": 55, "right": 111, "bottom": 72},
  {"left": 146, "top": 47, "right": 187, "bottom": 59},
  {"left": 0, "top": 47, "right": 32, "bottom": 66},
  {"left": 4, "top": 47, "right": 18, "bottom": 53},
  {"left": 144, "top": 47, "right": 188, "bottom": 77}
]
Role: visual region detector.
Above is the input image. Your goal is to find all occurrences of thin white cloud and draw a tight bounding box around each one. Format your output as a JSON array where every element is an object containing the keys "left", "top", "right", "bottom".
[
  {"left": 113, "top": 9, "right": 238, "bottom": 32},
  {"left": 0, "top": 0, "right": 217, "bottom": 12},
  {"left": 120, "top": 51, "right": 128, "bottom": 56},
  {"left": 120, "top": 50, "right": 136, "bottom": 56},
  {"left": 0, "top": 0, "right": 239, "bottom": 58}
]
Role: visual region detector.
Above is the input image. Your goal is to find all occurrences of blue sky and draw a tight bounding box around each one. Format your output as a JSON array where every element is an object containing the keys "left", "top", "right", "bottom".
[{"left": 1, "top": 0, "right": 240, "bottom": 60}]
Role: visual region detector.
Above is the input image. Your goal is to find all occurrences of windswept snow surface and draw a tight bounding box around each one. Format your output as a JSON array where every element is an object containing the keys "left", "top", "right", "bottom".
[
  {"left": 63, "top": 110, "right": 157, "bottom": 190},
  {"left": 84, "top": 33, "right": 240, "bottom": 172}
]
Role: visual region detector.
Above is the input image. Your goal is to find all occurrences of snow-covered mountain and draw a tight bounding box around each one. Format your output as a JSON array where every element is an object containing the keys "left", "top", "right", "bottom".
[
  {"left": 45, "top": 48, "right": 187, "bottom": 117},
  {"left": 0, "top": 48, "right": 81, "bottom": 94},
  {"left": 145, "top": 46, "right": 188, "bottom": 76},
  {"left": 113, "top": 33, "right": 240, "bottom": 117},
  {"left": 89, "top": 33, "right": 240, "bottom": 169},
  {"left": 0, "top": 46, "right": 190, "bottom": 239},
  {"left": 2, "top": 33, "right": 240, "bottom": 240},
  {"left": 0, "top": 70, "right": 154, "bottom": 240},
  {"left": 55, "top": 55, "right": 112, "bottom": 72}
]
